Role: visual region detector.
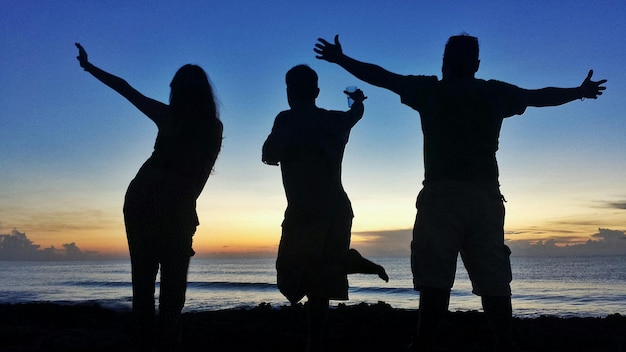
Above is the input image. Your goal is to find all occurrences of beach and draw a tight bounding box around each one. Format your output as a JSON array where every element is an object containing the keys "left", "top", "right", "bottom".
[{"left": 1, "top": 302, "right": 624, "bottom": 352}]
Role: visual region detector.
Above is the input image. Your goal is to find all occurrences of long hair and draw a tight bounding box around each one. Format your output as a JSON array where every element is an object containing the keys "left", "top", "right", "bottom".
[
  {"left": 167, "top": 64, "right": 223, "bottom": 180},
  {"left": 169, "top": 64, "right": 219, "bottom": 123}
]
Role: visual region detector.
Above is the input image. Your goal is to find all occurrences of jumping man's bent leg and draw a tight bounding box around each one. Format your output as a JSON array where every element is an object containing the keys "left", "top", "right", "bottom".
[{"left": 346, "top": 248, "right": 389, "bottom": 282}]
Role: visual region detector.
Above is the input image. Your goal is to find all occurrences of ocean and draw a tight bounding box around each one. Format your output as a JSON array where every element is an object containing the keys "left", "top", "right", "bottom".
[{"left": 1, "top": 255, "right": 624, "bottom": 318}]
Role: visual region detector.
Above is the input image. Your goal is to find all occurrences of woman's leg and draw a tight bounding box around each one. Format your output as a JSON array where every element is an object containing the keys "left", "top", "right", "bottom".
[
  {"left": 157, "top": 253, "right": 191, "bottom": 350},
  {"left": 128, "top": 237, "right": 159, "bottom": 351},
  {"left": 155, "top": 228, "right": 194, "bottom": 350}
]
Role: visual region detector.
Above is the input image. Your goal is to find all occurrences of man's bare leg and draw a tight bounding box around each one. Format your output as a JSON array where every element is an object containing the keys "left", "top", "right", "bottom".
[
  {"left": 306, "top": 296, "right": 329, "bottom": 352},
  {"left": 347, "top": 248, "right": 389, "bottom": 282}
]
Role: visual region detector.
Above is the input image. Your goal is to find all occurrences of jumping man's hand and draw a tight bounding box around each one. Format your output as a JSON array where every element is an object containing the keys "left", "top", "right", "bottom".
[
  {"left": 75, "top": 43, "right": 90, "bottom": 69},
  {"left": 344, "top": 88, "right": 367, "bottom": 104}
]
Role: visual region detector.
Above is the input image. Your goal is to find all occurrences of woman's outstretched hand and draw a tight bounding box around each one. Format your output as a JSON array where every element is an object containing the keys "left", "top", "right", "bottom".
[{"left": 75, "top": 43, "right": 90, "bottom": 69}]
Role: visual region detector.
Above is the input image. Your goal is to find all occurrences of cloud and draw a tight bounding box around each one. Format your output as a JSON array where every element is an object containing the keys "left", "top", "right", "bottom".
[
  {"left": 351, "top": 229, "right": 412, "bottom": 257},
  {"left": 603, "top": 201, "right": 626, "bottom": 210},
  {"left": 0, "top": 229, "right": 100, "bottom": 261},
  {"left": 507, "top": 228, "right": 626, "bottom": 256},
  {"left": 351, "top": 227, "right": 626, "bottom": 257},
  {"left": 591, "top": 228, "right": 626, "bottom": 241},
  {"left": 588, "top": 199, "right": 626, "bottom": 210},
  {"left": 0, "top": 205, "right": 121, "bottom": 236},
  {"left": 506, "top": 228, "right": 577, "bottom": 236}
]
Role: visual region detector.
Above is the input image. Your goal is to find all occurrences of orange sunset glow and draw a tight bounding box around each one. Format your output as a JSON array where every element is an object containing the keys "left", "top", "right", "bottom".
[{"left": 1, "top": 1, "right": 624, "bottom": 260}]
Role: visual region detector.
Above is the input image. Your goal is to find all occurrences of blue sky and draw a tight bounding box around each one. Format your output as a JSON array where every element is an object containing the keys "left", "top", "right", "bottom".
[{"left": 1, "top": 1, "right": 624, "bottom": 256}]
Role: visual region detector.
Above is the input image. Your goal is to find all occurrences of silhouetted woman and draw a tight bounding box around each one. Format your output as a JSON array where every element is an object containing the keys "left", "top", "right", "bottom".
[{"left": 76, "top": 43, "right": 223, "bottom": 351}]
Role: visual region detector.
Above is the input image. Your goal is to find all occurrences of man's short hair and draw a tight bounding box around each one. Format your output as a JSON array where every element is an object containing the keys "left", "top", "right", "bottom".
[
  {"left": 443, "top": 34, "right": 479, "bottom": 78},
  {"left": 286, "top": 64, "right": 318, "bottom": 100}
]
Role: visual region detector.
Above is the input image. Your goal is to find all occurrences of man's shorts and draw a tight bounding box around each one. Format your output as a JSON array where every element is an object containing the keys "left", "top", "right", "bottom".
[
  {"left": 276, "top": 217, "right": 351, "bottom": 304},
  {"left": 411, "top": 180, "right": 512, "bottom": 296}
]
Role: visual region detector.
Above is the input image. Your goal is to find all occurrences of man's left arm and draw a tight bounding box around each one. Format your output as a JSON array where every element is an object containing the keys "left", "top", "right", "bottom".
[{"left": 520, "top": 70, "right": 607, "bottom": 107}]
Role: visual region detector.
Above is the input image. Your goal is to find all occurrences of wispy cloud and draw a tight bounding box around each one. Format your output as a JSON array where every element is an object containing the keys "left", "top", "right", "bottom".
[
  {"left": 602, "top": 200, "right": 626, "bottom": 210},
  {"left": 506, "top": 228, "right": 577, "bottom": 236},
  {"left": 0, "top": 204, "right": 120, "bottom": 231},
  {"left": 351, "top": 229, "right": 412, "bottom": 257},
  {"left": 17, "top": 209, "right": 120, "bottom": 233},
  {"left": 351, "top": 226, "right": 626, "bottom": 257}
]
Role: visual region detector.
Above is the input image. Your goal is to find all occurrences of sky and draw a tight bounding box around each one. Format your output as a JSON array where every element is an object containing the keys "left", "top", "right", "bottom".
[{"left": 1, "top": 1, "right": 625, "bottom": 258}]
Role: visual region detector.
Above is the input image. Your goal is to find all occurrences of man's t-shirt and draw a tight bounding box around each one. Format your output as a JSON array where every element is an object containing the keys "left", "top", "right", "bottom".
[
  {"left": 263, "top": 106, "right": 362, "bottom": 225},
  {"left": 397, "top": 75, "right": 527, "bottom": 185}
]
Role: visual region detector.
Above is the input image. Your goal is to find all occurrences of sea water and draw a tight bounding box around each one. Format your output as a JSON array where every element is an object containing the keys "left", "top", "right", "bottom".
[{"left": 0, "top": 255, "right": 624, "bottom": 318}]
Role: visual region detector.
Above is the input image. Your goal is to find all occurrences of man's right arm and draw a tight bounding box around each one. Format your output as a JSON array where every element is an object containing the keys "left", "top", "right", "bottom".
[
  {"left": 343, "top": 88, "right": 367, "bottom": 128},
  {"left": 262, "top": 114, "right": 286, "bottom": 166},
  {"left": 315, "top": 35, "right": 405, "bottom": 94}
]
